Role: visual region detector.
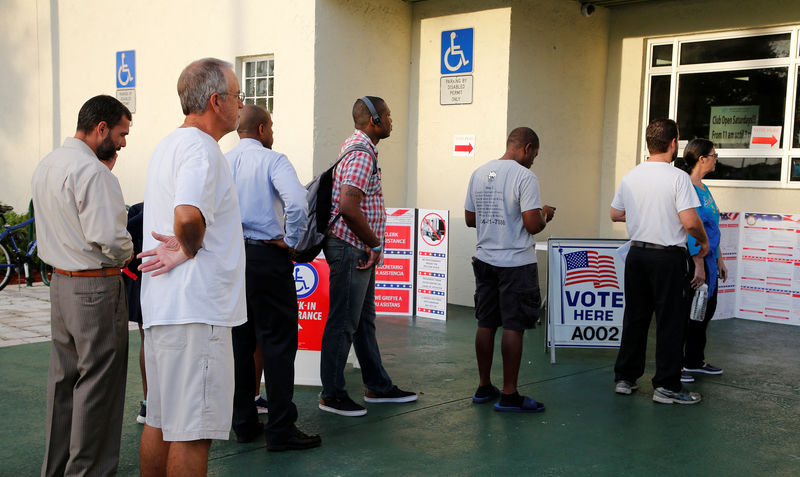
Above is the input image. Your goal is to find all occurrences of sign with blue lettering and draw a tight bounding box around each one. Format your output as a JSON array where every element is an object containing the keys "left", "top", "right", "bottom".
[
  {"left": 441, "top": 28, "right": 473, "bottom": 75},
  {"left": 547, "top": 238, "right": 627, "bottom": 362},
  {"left": 116, "top": 50, "right": 136, "bottom": 88}
]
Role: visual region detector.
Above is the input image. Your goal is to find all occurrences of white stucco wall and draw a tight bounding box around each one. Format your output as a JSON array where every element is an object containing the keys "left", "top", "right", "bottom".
[
  {"left": 1, "top": 0, "right": 318, "bottom": 209},
  {"left": 412, "top": 8, "right": 512, "bottom": 306},
  {"left": 313, "top": 0, "right": 412, "bottom": 206},
  {"left": 410, "top": 1, "right": 610, "bottom": 306},
  {"left": 599, "top": 0, "right": 800, "bottom": 239},
  {"left": 0, "top": 0, "right": 56, "bottom": 211}
]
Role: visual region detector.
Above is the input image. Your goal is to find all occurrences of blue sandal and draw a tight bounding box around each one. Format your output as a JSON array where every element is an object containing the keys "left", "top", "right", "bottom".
[
  {"left": 493, "top": 396, "right": 546, "bottom": 413},
  {"left": 472, "top": 385, "right": 500, "bottom": 403}
]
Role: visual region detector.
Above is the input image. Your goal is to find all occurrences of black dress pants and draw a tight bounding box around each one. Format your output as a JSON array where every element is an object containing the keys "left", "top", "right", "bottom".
[
  {"left": 232, "top": 243, "right": 299, "bottom": 444},
  {"left": 614, "top": 245, "right": 690, "bottom": 392}
]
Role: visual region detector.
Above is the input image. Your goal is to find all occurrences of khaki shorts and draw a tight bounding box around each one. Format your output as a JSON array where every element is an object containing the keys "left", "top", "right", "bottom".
[{"left": 144, "top": 323, "right": 234, "bottom": 441}]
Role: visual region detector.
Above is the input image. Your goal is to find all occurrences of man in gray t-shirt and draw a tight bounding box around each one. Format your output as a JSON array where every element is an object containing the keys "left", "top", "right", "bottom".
[{"left": 464, "top": 127, "right": 555, "bottom": 412}]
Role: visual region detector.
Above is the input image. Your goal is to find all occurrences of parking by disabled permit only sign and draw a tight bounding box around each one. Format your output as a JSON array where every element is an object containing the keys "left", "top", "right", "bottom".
[{"left": 546, "top": 238, "right": 627, "bottom": 363}]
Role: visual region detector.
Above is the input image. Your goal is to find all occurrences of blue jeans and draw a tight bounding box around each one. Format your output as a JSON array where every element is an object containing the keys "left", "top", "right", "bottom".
[{"left": 320, "top": 237, "right": 393, "bottom": 399}]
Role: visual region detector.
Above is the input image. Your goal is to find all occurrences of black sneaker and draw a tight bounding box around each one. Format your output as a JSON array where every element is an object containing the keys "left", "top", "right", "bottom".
[
  {"left": 319, "top": 395, "right": 367, "bottom": 417},
  {"left": 136, "top": 401, "right": 146, "bottom": 424},
  {"left": 683, "top": 363, "right": 723, "bottom": 375},
  {"left": 267, "top": 428, "right": 322, "bottom": 452},
  {"left": 364, "top": 385, "right": 418, "bottom": 403}
]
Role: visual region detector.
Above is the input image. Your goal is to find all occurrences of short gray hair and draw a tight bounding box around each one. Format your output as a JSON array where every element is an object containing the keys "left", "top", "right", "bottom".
[{"left": 177, "top": 58, "right": 232, "bottom": 115}]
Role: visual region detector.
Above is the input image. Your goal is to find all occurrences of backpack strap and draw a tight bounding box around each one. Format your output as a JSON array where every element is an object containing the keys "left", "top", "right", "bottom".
[
  {"left": 324, "top": 144, "right": 378, "bottom": 234},
  {"left": 333, "top": 143, "right": 378, "bottom": 175}
]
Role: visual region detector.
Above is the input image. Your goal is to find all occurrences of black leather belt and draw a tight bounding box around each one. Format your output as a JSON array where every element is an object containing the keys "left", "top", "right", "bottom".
[
  {"left": 244, "top": 238, "right": 283, "bottom": 247},
  {"left": 631, "top": 241, "right": 685, "bottom": 251}
]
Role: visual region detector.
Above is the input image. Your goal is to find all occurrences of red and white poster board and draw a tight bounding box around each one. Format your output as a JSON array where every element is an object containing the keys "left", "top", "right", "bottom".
[
  {"left": 416, "top": 209, "right": 449, "bottom": 320},
  {"left": 374, "top": 208, "right": 416, "bottom": 315},
  {"left": 293, "top": 257, "right": 329, "bottom": 385},
  {"left": 715, "top": 212, "right": 739, "bottom": 319}
]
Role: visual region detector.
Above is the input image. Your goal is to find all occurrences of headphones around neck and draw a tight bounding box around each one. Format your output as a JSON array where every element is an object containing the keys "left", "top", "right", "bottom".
[{"left": 360, "top": 96, "right": 381, "bottom": 126}]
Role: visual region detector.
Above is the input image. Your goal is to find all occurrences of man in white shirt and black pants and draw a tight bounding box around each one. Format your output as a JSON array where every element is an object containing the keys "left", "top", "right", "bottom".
[
  {"left": 610, "top": 118, "right": 709, "bottom": 404},
  {"left": 225, "top": 104, "right": 321, "bottom": 451}
]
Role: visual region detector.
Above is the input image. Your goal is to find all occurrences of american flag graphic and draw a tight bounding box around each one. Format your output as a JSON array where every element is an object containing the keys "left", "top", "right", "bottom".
[{"left": 563, "top": 250, "right": 619, "bottom": 289}]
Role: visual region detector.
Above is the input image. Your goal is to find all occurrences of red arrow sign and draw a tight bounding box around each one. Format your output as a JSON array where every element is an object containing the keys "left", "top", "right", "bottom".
[
  {"left": 752, "top": 135, "right": 778, "bottom": 147},
  {"left": 454, "top": 143, "right": 473, "bottom": 153}
]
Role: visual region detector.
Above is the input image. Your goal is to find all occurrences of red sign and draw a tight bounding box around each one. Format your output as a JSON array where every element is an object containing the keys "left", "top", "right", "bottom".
[
  {"left": 375, "top": 257, "right": 412, "bottom": 282},
  {"left": 375, "top": 288, "right": 411, "bottom": 314},
  {"left": 295, "top": 258, "right": 329, "bottom": 351},
  {"left": 384, "top": 225, "right": 411, "bottom": 249}
]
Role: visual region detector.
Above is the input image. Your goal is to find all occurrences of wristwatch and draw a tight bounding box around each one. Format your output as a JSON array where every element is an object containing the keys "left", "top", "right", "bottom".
[{"left": 371, "top": 244, "right": 383, "bottom": 253}]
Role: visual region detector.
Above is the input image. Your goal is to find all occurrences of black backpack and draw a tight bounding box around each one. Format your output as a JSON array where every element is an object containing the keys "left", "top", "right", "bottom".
[{"left": 293, "top": 144, "right": 377, "bottom": 262}]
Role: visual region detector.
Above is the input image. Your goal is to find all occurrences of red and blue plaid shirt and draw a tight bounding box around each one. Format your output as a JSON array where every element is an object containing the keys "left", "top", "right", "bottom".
[{"left": 329, "top": 130, "right": 386, "bottom": 250}]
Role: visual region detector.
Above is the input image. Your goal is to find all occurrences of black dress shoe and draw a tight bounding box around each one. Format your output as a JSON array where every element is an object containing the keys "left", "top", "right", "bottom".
[
  {"left": 235, "top": 423, "right": 263, "bottom": 443},
  {"left": 266, "top": 429, "right": 322, "bottom": 452}
]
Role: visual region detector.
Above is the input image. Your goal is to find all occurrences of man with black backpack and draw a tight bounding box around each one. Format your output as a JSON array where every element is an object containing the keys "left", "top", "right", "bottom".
[
  {"left": 225, "top": 104, "right": 321, "bottom": 450},
  {"left": 318, "top": 96, "right": 417, "bottom": 417}
]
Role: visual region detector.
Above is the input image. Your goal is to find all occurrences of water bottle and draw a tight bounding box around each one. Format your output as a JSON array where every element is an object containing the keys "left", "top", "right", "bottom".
[{"left": 690, "top": 283, "right": 708, "bottom": 322}]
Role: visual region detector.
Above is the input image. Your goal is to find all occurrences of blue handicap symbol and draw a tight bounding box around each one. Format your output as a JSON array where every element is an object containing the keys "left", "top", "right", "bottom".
[
  {"left": 441, "top": 28, "right": 473, "bottom": 75},
  {"left": 116, "top": 50, "right": 136, "bottom": 88}
]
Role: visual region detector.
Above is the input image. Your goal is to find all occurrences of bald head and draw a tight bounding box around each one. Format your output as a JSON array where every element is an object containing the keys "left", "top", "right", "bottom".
[
  {"left": 502, "top": 127, "right": 540, "bottom": 169},
  {"left": 353, "top": 96, "right": 386, "bottom": 129},
  {"left": 237, "top": 104, "right": 273, "bottom": 148},
  {"left": 238, "top": 105, "right": 269, "bottom": 134},
  {"left": 506, "top": 127, "right": 539, "bottom": 150}
]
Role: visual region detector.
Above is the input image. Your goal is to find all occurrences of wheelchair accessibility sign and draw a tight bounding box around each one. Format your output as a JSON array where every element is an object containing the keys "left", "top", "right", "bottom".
[
  {"left": 441, "top": 28, "right": 473, "bottom": 75},
  {"left": 116, "top": 50, "right": 136, "bottom": 88}
]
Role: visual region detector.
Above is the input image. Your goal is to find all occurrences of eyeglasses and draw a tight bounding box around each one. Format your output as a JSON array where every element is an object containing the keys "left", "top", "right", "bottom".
[
  {"left": 704, "top": 153, "right": 719, "bottom": 159},
  {"left": 219, "top": 91, "right": 245, "bottom": 102}
]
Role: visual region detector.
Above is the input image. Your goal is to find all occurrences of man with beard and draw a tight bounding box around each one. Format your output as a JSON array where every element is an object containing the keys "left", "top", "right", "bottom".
[
  {"left": 32, "top": 95, "right": 133, "bottom": 476},
  {"left": 610, "top": 118, "right": 709, "bottom": 405}
]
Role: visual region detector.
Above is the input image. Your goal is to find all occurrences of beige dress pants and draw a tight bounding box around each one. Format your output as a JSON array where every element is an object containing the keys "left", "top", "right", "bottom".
[{"left": 41, "top": 274, "right": 129, "bottom": 477}]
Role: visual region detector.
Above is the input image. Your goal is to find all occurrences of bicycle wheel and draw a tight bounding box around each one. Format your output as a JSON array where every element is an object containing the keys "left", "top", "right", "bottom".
[
  {"left": 40, "top": 260, "right": 54, "bottom": 286},
  {"left": 0, "top": 243, "right": 13, "bottom": 291}
]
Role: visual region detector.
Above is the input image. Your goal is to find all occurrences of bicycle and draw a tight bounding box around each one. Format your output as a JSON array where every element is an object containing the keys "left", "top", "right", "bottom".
[{"left": 0, "top": 205, "right": 53, "bottom": 291}]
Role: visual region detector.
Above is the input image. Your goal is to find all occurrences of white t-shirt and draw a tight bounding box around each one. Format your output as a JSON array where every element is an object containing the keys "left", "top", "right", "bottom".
[
  {"left": 610, "top": 161, "right": 700, "bottom": 247},
  {"left": 464, "top": 159, "right": 542, "bottom": 267},
  {"left": 141, "top": 127, "right": 246, "bottom": 328}
]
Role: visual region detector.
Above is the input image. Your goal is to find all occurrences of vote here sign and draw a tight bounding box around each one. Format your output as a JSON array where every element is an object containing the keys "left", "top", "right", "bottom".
[{"left": 547, "top": 238, "right": 627, "bottom": 351}]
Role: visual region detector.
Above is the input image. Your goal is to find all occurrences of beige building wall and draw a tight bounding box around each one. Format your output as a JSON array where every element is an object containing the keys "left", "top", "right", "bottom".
[
  {"left": 1, "top": 0, "right": 319, "bottom": 209},
  {"left": 600, "top": 0, "right": 800, "bottom": 239},
  {"left": 410, "top": 1, "right": 611, "bottom": 306},
  {"left": 0, "top": 0, "right": 56, "bottom": 211},
  {"left": 313, "top": 0, "right": 412, "bottom": 206}
]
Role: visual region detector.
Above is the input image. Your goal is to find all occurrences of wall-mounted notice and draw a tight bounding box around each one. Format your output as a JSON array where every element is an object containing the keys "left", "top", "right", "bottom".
[
  {"left": 736, "top": 213, "right": 800, "bottom": 325},
  {"left": 375, "top": 208, "right": 416, "bottom": 316},
  {"left": 750, "top": 125, "right": 782, "bottom": 149},
  {"left": 709, "top": 105, "right": 759, "bottom": 148},
  {"left": 416, "top": 209, "right": 449, "bottom": 320},
  {"left": 716, "top": 212, "right": 740, "bottom": 319}
]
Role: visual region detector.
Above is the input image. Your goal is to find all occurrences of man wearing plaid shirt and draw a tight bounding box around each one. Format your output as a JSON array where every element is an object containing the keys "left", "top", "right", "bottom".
[{"left": 318, "top": 96, "right": 418, "bottom": 417}]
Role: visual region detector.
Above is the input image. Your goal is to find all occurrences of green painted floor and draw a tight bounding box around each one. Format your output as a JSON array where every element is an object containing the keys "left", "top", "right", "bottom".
[{"left": 1, "top": 306, "right": 799, "bottom": 476}]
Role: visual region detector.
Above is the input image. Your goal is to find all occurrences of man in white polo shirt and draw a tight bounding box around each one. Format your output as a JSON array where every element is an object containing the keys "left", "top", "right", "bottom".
[
  {"left": 610, "top": 118, "right": 709, "bottom": 405},
  {"left": 138, "top": 58, "right": 246, "bottom": 476}
]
